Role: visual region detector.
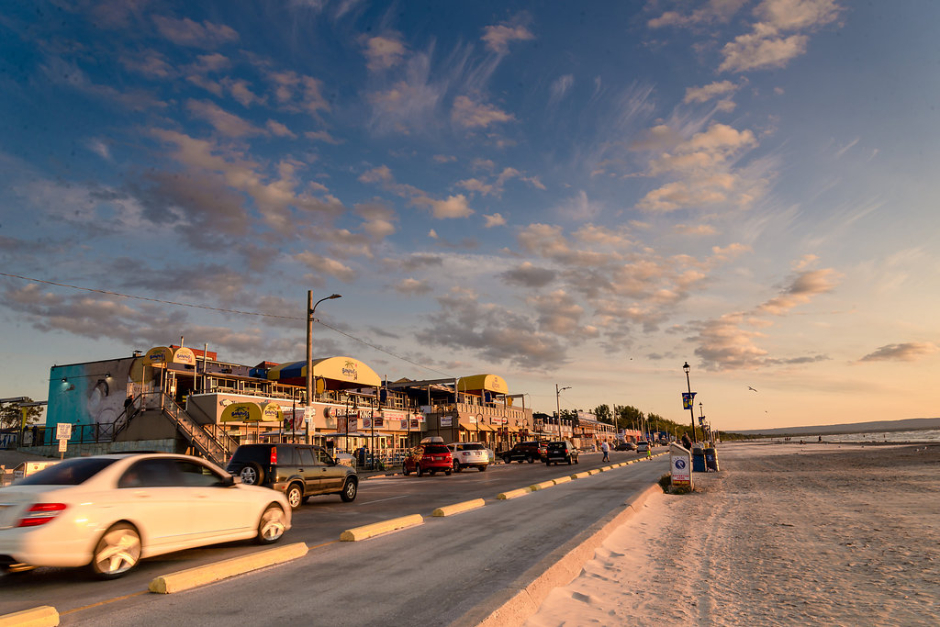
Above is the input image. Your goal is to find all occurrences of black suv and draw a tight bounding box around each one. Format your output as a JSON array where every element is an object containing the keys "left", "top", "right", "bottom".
[
  {"left": 226, "top": 443, "right": 358, "bottom": 509},
  {"left": 501, "top": 441, "right": 548, "bottom": 464},
  {"left": 544, "top": 440, "right": 579, "bottom": 465}
]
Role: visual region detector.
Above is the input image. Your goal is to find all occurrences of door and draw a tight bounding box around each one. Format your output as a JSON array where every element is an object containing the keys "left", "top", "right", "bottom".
[
  {"left": 317, "top": 447, "right": 347, "bottom": 491},
  {"left": 117, "top": 458, "right": 195, "bottom": 552},
  {"left": 297, "top": 446, "right": 323, "bottom": 494}
]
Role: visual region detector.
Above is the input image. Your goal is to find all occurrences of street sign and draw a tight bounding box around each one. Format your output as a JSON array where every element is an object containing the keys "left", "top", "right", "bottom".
[
  {"left": 58, "top": 439, "right": 68, "bottom": 453},
  {"left": 56, "top": 423, "right": 72, "bottom": 440}
]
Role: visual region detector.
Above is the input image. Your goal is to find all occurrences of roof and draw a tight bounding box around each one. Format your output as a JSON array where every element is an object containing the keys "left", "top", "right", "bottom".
[
  {"left": 456, "top": 374, "right": 508, "bottom": 394},
  {"left": 266, "top": 356, "right": 381, "bottom": 389}
]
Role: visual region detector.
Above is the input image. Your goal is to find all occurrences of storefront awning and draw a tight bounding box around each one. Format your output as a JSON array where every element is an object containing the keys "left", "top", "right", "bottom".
[
  {"left": 457, "top": 374, "right": 508, "bottom": 394},
  {"left": 266, "top": 356, "right": 381, "bottom": 389},
  {"left": 221, "top": 402, "right": 284, "bottom": 423},
  {"left": 145, "top": 346, "right": 197, "bottom": 367}
]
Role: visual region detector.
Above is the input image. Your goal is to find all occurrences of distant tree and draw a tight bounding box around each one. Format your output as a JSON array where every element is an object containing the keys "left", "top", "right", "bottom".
[
  {"left": 593, "top": 404, "right": 612, "bottom": 425},
  {"left": 614, "top": 404, "right": 644, "bottom": 432},
  {"left": 0, "top": 398, "right": 43, "bottom": 430}
]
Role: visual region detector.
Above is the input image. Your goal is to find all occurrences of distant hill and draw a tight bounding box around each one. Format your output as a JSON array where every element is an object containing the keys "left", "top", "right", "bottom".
[{"left": 736, "top": 417, "right": 940, "bottom": 436}]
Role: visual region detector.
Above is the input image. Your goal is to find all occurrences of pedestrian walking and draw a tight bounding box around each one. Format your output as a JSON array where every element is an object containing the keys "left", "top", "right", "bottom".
[
  {"left": 601, "top": 441, "right": 610, "bottom": 462},
  {"left": 646, "top": 446, "right": 652, "bottom": 460}
]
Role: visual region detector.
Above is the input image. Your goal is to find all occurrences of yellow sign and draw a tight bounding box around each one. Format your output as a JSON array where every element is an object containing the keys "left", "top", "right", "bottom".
[
  {"left": 221, "top": 402, "right": 262, "bottom": 423},
  {"left": 145, "top": 346, "right": 171, "bottom": 367}
]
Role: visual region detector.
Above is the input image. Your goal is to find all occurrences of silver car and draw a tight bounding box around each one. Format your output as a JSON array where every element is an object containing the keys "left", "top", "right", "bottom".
[{"left": 447, "top": 442, "right": 489, "bottom": 472}]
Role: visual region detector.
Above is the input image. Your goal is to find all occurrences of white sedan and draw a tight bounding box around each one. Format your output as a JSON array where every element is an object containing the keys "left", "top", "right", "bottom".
[{"left": 0, "top": 453, "right": 291, "bottom": 579}]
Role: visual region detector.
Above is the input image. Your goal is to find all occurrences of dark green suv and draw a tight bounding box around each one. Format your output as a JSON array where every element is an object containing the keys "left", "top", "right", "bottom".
[
  {"left": 226, "top": 443, "right": 358, "bottom": 509},
  {"left": 501, "top": 441, "right": 548, "bottom": 464}
]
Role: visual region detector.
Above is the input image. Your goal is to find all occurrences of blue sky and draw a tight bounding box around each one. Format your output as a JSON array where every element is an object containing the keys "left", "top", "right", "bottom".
[{"left": 2, "top": 0, "right": 939, "bottom": 431}]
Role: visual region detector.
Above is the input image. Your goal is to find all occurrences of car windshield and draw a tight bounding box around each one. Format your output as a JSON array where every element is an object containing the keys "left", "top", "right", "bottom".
[
  {"left": 16, "top": 458, "right": 118, "bottom": 485},
  {"left": 548, "top": 442, "right": 566, "bottom": 449}
]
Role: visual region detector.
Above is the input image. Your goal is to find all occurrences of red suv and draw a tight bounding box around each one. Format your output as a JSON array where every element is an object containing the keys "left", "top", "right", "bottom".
[{"left": 402, "top": 443, "right": 453, "bottom": 477}]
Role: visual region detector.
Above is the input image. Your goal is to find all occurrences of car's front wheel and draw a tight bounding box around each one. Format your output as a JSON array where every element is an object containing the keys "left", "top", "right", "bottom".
[
  {"left": 256, "top": 504, "right": 286, "bottom": 545},
  {"left": 90, "top": 523, "right": 141, "bottom": 579},
  {"left": 340, "top": 478, "right": 358, "bottom": 502},
  {"left": 416, "top": 464, "right": 423, "bottom": 477},
  {"left": 453, "top": 461, "right": 462, "bottom": 473},
  {"left": 402, "top": 462, "right": 410, "bottom": 476},
  {"left": 286, "top": 483, "right": 304, "bottom": 509}
]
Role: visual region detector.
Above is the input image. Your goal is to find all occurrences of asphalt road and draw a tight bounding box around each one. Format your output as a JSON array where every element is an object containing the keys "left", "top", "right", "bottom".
[{"left": 1, "top": 451, "right": 668, "bottom": 625}]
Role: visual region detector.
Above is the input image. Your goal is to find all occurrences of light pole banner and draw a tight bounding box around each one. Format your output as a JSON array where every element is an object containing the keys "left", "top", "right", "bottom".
[{"left": 682, "top": 392, "right": 696, "bottom": 410}]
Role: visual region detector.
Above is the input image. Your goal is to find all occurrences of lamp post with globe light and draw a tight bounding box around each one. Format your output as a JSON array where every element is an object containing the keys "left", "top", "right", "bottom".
[{"left": 683, "top": 362, "right": 698, "bottom": 443}]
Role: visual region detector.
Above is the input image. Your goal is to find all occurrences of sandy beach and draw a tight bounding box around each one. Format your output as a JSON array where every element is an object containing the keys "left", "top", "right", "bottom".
[{"left": 526, "top": 442, "right": 940, "bottom": 627}]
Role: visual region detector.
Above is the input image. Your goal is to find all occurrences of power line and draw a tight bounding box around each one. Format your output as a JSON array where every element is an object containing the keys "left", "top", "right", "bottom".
[{"left": 0, "top": 272, "right": 452, "bottom": 377}]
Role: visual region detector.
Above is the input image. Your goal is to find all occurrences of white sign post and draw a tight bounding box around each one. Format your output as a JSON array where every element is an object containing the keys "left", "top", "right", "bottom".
[
  {"left": 56, "top": 422, "right": 72, "bottom": 460},
  {"left": 669, "top": 442, "right": 693, "bottom": 491}
]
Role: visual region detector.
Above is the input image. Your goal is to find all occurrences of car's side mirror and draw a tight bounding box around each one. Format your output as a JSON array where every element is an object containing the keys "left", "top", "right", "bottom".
[{"left": 223, "top": 475, "right": 238, "bottom": 487}]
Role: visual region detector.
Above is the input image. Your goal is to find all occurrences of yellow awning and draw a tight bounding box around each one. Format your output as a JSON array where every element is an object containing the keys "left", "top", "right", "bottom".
[
  {"left": 144, "top": 346, "right": 171, "bottom": 367},
  {"left": 259, "top": 402, "right": 283, "bottom": 422},
  {"left": 457, "top": 374, "right": 508, "bottom": 394},
  {"left": 221, "top": 402, "right": 263, "bottom": 423},
  {"left": 266, "top": 356, "right": 381, "bottom": 389}
]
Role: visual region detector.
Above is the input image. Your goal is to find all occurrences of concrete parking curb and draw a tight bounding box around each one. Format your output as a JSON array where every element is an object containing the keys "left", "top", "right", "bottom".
[
  {"left": 433, "top": 499, "right": 485, "bottom": 517},
  {"left": 450, "top": 483, "right": 661, "bottom": 627},
  {"left": 0, "top": 606, "right": 58, "bottom": 627},
  {"left": 528, "top": 480, "right": 555, "bottom": 492},
  {"left": 497, "top": 487, "right": 533, "bottom": 500},
  {"left": 552, "top": 476, "right": 572, "bottom": 485},
  {"left": 148, "top": 542, "right": 308, "bottom": 594},
  {"left": 340, "top": 514, "right": 424, "bottom": 541},
  {"left": 570, "top": 471, "right": 591, "bottom": 479}
]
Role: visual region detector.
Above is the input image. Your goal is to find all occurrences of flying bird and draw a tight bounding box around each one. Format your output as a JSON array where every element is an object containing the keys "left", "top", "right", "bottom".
[{"left": 748, "top": 386, "right": 758, "bottom": 392}]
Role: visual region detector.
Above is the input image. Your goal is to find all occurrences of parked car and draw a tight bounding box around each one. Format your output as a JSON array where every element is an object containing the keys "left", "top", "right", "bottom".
[
  {"left": 615, "top": 441, "right": 637, "bottom": 451},
  {"left": 446, "top": 442, "right": 489, "bottom": 472},
  {"left": 226, "top": 443, "right": 358, "bottom": 509},
  {"left": 484, "top": 448, "right": 496, "bottom": 464},
  {"left": 544, "top": 441, "right": 580, "bottom": 465},
  {"left": 637, "top": 441, "right": 650, "bottom": 454},
  {"left": 402, "top": 443, "right": 453, "bottom": 476},
  {"left": 502, "top": 441, "right": 548, "bottom": 464},
  {"left": 0, "top": 453, "right": 290, "bottom": 579}
]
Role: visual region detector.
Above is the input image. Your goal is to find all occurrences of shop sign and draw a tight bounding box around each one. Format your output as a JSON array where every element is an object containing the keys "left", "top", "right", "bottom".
[
  {"left": 347, "top": 418, "right": 359, "bottom": 431},
  {"left": 441, "top": 416, "right": 453, "bottom": 427},
  {"left": 383, "top": 410, "right": 405, "bottom": 422},
  {"left": 337, "top": 417, "right": 348, "bottom": 433}
]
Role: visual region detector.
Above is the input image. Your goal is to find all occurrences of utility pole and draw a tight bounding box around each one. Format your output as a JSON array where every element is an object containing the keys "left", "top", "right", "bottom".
[{"left": 555, "top": 384, "right": 570, "bottom": 440}]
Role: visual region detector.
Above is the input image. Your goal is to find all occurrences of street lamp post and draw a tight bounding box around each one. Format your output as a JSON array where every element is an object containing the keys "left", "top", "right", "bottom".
[
  {"left": 683, "top": 362, "right": 698, "bottom": 443},
  {"left": 306, "top": 291, "right": 341, "bottom": 444},
  {"left": 555, "top": 384, "right": 570, "bottom": 440},
  {"left": 699, "top": 402, "right": 706, "bottom": 443}
]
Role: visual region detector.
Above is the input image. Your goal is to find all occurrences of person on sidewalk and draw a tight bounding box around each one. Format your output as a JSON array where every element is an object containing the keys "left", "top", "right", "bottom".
[{"left": 601, "top": 440, "right": 610, "bottom": 462}]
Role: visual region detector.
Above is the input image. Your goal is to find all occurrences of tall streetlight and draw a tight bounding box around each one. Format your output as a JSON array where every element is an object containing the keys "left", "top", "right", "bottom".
[
  {"left": 683, "top": 362, "right": 698, "bottom": 443},
  {"left": 555, "top": 384, "right": 570, "bottom": 440},
  {"left": 306, "top": 292, "right": 341, "bottom": 443}
]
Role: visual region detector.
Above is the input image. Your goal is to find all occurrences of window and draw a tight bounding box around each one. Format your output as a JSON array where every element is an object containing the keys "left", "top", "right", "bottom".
[
  {"left": 315, "top": 448, "right": 333, "bottom": 465},
  {"left": 118, "top": 459, "right": 179, "bottom": 488},
  {"left": 298, "top": 447, "right": 317, "bottom": 466},
  {"left": 18, "top": 458, "right": 117, "bottom": 486},
  {"left": 175, "top": 460, "right": 226, "bottom": 487}
]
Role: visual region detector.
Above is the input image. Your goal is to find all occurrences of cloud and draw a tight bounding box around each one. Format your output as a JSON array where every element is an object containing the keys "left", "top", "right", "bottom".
[
  {"left": 266, "top": 120, "right": 296, "bottom": 138},
  {"left": 550, "top": 75, "right": 574, "bottom": 104},
  {"left": 692, "top": 313, "right": 769, "bottom": 371},
  {"left": 88, "top": 139, "right": 112, "bottom": 160},
  {"left": 499, "top": 262, "right": 556, "bottom": 288},
  {"left": 484, "top": 213, "right": 506, "bottom": 228},
  {"left": 481, "top": 21, "right": 535, "bottom": 55},
  {"left": 362, "top": 34, "right": 407, "bottom": 72},
  {"left": 294, "top": 252, "right": 356, "bottom": 282},
  {"left": 674, "top": 223, "right": 718, "bottom": 236},
  {"left": 152, "top": 16, "right": 239, "bottom": 48},
  {"left": 720, "top": 27, "right": 808, "bottom": 73},
  {"left": 756, "top": 0, "right": 842, "bottom": 31},
  {"left": 859, "top": 343, "right": 939, "bottom": 363},
  {"left": 395, "top": 278, "right": 432, "bottom": 295},
  {"left": 451, "top": 95, "right": 514, "bottom": 129},
  {"left": 269, "top": 71, "right": 331, "bottom": 117},
  {"left": 648, "top": 0, "right": 749, "bottom": 28},
  {"left": 684, "top": 80, "right": 737, "bottom": 104},
  {"left": 416, "top": 288, "right": 567, "bottom": 370},
  {"left": 428, "top": 195, "right": 474, "bottom": 219},
  {"left": 186, "top": 99, "right": 264, "bottom": 137},
  {"left": 755, "top": 268, "right": 841, "bottom": 315}
]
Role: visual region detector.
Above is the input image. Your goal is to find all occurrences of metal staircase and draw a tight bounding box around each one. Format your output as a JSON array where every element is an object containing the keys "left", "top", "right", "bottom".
[{"left": 159, "top": 394, "right": 238, "bottom": 466}]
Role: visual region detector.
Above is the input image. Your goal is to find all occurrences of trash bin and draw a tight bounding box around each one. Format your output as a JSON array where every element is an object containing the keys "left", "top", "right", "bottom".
[
  {"left": 705, "top": 446, "right": 719, "bottom": 472},
  {"left": 691, "top": 446, "right": 706, "bottom": 472}
]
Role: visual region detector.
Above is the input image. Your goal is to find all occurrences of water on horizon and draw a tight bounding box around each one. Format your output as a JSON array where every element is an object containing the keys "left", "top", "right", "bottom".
[{"left": 776, "top": 429, "right": 940, "bottom": 444}]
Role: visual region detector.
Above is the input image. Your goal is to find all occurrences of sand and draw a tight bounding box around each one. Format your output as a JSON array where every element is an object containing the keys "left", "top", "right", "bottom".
[{"left": 526, "top": 442, "right": 940, "bottom": 627}]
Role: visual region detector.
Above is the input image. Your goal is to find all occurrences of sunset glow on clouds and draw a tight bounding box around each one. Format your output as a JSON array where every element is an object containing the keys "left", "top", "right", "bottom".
[{"left": 1, "top": 0, "right": 938, "bottom": 430}]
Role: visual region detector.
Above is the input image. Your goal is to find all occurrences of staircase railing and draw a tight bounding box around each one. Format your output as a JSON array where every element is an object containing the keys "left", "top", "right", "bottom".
[{"left": 158, "top": 394, "right": 236, "bottom": 466}]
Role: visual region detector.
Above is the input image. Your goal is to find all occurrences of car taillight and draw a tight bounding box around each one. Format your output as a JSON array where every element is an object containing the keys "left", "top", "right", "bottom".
[
  {"left": 18, "top": 503, "right": 67, "bottom": 528},
  {"left": 270, "top": 447, "right": 277, "bottom": 465}
]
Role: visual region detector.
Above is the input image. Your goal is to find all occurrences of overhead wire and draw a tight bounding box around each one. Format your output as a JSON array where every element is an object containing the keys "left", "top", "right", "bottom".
[{"left": 0, "top": 271, "right": 453, "bottom": 377}]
